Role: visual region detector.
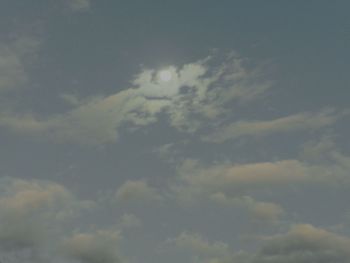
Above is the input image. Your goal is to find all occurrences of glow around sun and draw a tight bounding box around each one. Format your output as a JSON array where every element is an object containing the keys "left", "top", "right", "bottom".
[{"left": 158, "top": 69, "right": 173, "bottom": 82}]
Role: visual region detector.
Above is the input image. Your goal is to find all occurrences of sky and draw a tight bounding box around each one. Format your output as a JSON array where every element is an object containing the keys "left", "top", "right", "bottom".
[{"left": 0, "top": 1, "right": 350, "bottom": 263}]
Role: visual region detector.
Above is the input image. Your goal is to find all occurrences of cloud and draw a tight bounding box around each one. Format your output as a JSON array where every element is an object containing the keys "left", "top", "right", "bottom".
[
  {"left": 62, "top": 229, "right": 122, "bottom": 263},
  {"left": 0, "top": 53, "right": 272, "bottom": 145},
  {"left": 172, "top": 159, "right": 309, "bottom": 203},
  {"left": 205, "top": 224, "right": 350, "bottom": 263},
  {"left": 299, "top": 135, "right": 337, "bottom": 161},
  {"left": 202, "top": 108, "right": 342, "bottom": 143},
  {"left": 67, "top": 0, "right": 91, "bottom": 12},
  {"left": 115, "top": 180, "right": 163, "bottom": 204},
  {"left": 248, "top": 224, "right": 350, "bottom": 263},
  {"left": 170, "top": 151, "right": 350, "bottom": 218},
  {"left": 174, "top": 152, "right": 350, "bottom": 197},
  {"left": 210, "top": 193, "right": 284, "bottom": 223},
  {"left": 0, "top": 36, "right": 40, "bottom": 93},
  {"left": 249, "top": 201, "right": 284, "bottom": 223},
  {"left": 118, "top": 213, "right": 142, "bottom": 229},
  {"left": 162, "top": 224, "right": 350, "bottom": 263},
  {"left": 164, "top": 232, "right": 230, "bottom": 262},
  {"left": 0, "top": 177, "right": 95, "bottom": 250}
]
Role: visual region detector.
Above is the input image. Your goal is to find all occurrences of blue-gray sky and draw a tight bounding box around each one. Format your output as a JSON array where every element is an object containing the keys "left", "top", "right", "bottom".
[{"left": 0, "top": 1, "right": 350, "bottom": 263}]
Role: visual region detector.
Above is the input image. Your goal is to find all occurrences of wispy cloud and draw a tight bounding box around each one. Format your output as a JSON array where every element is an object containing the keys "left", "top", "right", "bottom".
[
  {"left": 202, "top": 108, "right": 343, "bottom": 143},
  {"left": 66, "top": 0, "right": 91, "bottom": 12},
  {"left": 170, "top": 151, "right": 350, "bottom": 210},
  {"left": 0, "top": 54, "right": 272, "bottom": 145}
]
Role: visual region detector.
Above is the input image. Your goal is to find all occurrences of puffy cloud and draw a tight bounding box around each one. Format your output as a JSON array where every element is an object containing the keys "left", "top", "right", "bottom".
[
  {"left": 115, "top": 180, "right": 163, "bottom": 204},
  {"left": 0, "top": 177, "right": 95, "bottom": 250},
  {"left": 202, "top": 109, "right": 342, "bottom": 143},
  {"left": 0, "top": 54, "right": 272, "bottom": 145},
  {"left": 62, "top": 229, "right": 122, "bottom": 263}
]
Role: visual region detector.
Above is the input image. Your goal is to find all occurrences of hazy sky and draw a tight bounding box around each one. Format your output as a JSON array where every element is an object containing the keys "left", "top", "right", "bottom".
[{"left": 0, "top": 1, "right": 350, "bottom": 263}]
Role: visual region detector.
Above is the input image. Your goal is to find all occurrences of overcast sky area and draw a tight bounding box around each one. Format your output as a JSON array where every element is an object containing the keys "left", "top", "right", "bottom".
[{"left": 0, "top": 1, "right": 350, "bottom": 263}]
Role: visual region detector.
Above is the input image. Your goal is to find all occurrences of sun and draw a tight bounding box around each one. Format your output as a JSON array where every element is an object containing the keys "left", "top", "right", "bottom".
[{"left": 158, "top": 69, "right": 172, "bottom": 82}]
